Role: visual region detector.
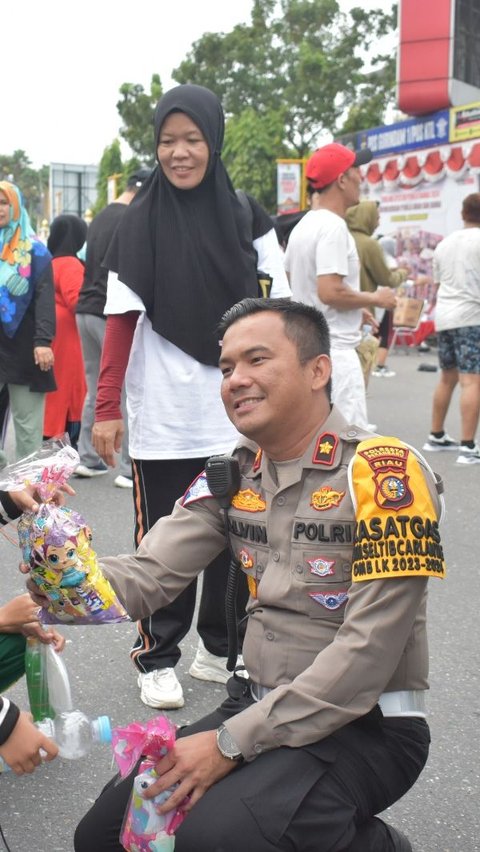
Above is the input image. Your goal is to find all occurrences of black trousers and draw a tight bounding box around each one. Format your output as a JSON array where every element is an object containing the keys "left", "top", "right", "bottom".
[
  {"left": 74, "top": 678, "right": 430, "bottom": 852},
  {"left": 129, "top": 457, "right": 248, "bottom": 671}
]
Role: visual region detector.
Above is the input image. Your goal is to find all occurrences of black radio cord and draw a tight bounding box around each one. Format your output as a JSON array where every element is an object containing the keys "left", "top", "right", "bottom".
[
  {"left": 0, "top": 822, "right": 13, "bottom": 852},
  {"left": 223, "top": 509, "right": 241, "bottom": 672}
]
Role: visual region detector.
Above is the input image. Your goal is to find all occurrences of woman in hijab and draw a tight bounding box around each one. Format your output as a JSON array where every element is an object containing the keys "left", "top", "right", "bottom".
[
  {"left": 90, "top": 84, "right": 290, "bottom": 713},
  {"left": 43, "top": 214, "right": 88, "bottom": 448},
  {"left": 0, "top": 181, "right": 55, "bottom": 466}
]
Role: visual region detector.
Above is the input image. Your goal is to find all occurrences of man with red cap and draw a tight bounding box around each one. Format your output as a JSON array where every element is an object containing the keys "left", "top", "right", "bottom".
[{"left": 285, "top": 142, "right": 396, "bottom": 428}]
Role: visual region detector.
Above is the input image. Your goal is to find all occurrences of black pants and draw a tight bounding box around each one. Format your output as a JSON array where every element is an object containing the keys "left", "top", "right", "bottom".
[
  {"left": 130, "top": 458, "right": 248, "bottom": 670},
  {"left": 74, "top": 678, "right": 430, "bottom": 852}
]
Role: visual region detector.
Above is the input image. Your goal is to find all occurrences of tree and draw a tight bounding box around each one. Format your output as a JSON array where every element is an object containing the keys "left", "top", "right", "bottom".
[
  {"left": 173, "top": 0, "right": 397, "bottom": 155},
  {"left": 116, "top": 74, "right": 162, "bottom": 163},
  {"left": 92, "top": 140, "right": 124, "bottom": 215},
  {"left": 223, "top": 108, "right": 294, "bottom": 211},
  {"left": 0, "top": 151, "right": 48, "bottom": 226}
]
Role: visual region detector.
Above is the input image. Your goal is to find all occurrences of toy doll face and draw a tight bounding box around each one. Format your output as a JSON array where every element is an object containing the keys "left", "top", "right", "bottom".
[{"left": 45, "top": 540, "right": 78, "bottom": 572}]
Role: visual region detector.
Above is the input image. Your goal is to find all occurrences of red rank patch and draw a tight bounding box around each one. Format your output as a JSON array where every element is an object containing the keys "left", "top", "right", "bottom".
[{"left": 312, "top": 432, "right": 338, "bottom": 465}]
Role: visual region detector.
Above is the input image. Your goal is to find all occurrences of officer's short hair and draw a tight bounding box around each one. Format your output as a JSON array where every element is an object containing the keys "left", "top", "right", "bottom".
[{"left": 218, "top": 298, "right": 331, "bottom": 398}]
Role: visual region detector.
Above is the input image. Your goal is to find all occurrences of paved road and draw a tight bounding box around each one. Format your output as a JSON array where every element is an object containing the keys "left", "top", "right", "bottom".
[{"left": 0, "top": 346, "right": 478, "bottom": 851}]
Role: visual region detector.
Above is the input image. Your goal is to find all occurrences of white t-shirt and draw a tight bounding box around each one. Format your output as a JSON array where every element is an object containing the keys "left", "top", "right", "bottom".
[
  {"left": 284, "top": 208, "right": 362, "bottom": 349},
  {"left": 432, "top": 227, "right": 480, "bottom": 331},
  {"left": 105, "top": 228, "right": 291, "bottom": 459}
]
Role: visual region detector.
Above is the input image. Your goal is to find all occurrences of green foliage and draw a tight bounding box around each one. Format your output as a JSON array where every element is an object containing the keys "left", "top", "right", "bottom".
[
  {"left": 0, "top": 151, "right": 48, "bottom": 227},
  {"left": 117, "top": 74, "right": 162, "bottom": 162},
  {"left": 223, "top": 108, "right": 294, "bottom": 212},
  {"left": 92, "top": 139, "right": 123, "bottom": 215},
  {"left": 174, "top": 0, "right": 397, "bottom": 153}
]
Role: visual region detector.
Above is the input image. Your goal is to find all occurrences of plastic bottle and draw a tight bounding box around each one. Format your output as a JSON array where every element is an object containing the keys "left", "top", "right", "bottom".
[
  {"left": 0, "top": 710, "right": 111, "bottom": 771},
  {"left": 25, "top": 635, "right": 73, "bottom": 722}
]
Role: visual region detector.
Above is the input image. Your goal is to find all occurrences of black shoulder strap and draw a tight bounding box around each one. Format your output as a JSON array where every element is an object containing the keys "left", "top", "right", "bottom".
[{"left": 235, "top": 189, "right": 254, "bottom": 243}]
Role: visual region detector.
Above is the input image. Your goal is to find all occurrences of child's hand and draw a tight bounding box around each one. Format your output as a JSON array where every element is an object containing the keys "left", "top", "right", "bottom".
[
  {"left": 0, "top": 593, "right": 40, "bottom": 630},
  {"left": 21, "top": 623, "right": 66, "bottom": 651},
  {"left": 0, "top": 711, "right": 58, "bottom": 774}
]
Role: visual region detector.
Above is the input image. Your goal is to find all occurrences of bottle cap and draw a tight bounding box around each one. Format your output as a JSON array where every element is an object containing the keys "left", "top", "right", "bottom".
[{"left": 93, "top": 715, "right": 112, "bottom": 744}]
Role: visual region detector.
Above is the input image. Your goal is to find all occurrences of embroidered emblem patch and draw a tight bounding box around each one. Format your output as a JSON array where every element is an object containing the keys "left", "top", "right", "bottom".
[
  {"left": 359, "top": 444, "right": 413, "bottom": 510},
  {"left": 253, "top": 449, "right": 263, "bottom": 472},
  {"left": 312, "top": 432, "right": 338, "bottom": 466},
  {"left": 181, "top": 472, "right": 212, "bottom": 506},
  {"left": 239, "top": 548, "right": 254, "bottom": 571},
  {"left": 307, "top": 557, "right": 335, "bottom": 577},
  {"left": 310, "top": 487, "right": 345, "bottom": 511},
  {"left": 247, "top": 575, "right": 258, "bottom": 598},
  {"left": 309, "top": 590, "right": 348, "bottom": 610},
  {"left": 231, "top": 488, "right": 266, "bottom": 512}
]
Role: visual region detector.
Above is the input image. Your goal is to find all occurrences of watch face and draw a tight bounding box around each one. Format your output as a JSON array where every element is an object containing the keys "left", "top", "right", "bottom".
[{"left": 217, "top": 726, "right": 242, "bottom": 760}]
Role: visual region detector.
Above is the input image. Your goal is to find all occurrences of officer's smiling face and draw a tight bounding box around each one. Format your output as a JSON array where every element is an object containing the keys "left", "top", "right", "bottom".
[{"left": 219, "top": 311, "right": 330, "bottom": 459}]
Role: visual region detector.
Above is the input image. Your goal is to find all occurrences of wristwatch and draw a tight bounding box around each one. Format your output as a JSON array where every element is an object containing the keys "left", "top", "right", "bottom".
[{"left": 216, "top": 724, "right": 244, "bottom": 762}]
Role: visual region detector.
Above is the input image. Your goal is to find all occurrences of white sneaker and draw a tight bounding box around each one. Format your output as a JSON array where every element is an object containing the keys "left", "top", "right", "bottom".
[
  {"left": 75, "top": 462, "right": 109, "bottom": 477},
  {"left": 114, "top": 474, "right": 133, "bottom": 488},
  {"left": 423, "top": 433, "right": 459, "bottom": 452},
  {"left": 189, "top": 640, "right": 246, "bottom": 684},
  {"left": 137, "top": 668, "right": 184, "bottom": 709},
  {"left": 456, "top": 444, "right": 480, "bottom": 465}
]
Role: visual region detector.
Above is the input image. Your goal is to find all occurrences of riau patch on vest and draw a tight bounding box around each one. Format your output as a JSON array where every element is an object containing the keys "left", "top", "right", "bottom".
[
  {"left": 307, "top": 557, "right": 336, "bottom": 577},
  {"left": 312, "top": 432, "right": 338, "bottom": 465},
  {"left": 310, "top": 487, "right": 345, "bottom": 511},
  {"left": 309, "top": 590, "right": 348, "bottom": 610},
  {"left": 231, "top": 488, "right": 266, "bottom": 513},
  {"left": 181, "top": 471, "right": 212, "bottom": 506},
  {"left": 350, "top": 437, "right": 445, "bottom": 582}
]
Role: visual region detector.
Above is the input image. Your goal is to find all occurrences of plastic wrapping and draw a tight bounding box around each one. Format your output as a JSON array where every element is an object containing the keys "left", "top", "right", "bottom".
[
  {"left": 112, "top": 716, "right": 186, "bottom": 851},
  {"left": 0, "top": 438, "right": 129, "bottom": 625}
]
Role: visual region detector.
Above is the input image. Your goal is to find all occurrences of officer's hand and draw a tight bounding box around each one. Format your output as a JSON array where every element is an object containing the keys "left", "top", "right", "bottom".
[
  {"left": 144, "top": 731, "right": 237, "bottom": 813},
  {"left": 0, "top": 711, "right": 58, "bottom": 775},
  {"left": 92, "top": 419, "right": 124, "bottom": 468}
]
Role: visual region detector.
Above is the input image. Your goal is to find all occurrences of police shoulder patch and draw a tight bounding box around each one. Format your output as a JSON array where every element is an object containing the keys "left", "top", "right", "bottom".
[
  {"left": 181, "top": 472, "right": 212, "bottom": 506},
  {"left": 348, "top": 436, "right": 446, "bottom": 582}
]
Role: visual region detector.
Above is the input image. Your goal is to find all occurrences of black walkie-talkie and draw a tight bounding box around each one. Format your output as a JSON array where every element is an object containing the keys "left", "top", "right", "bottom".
[{"left": 205, "top": 456, "right": 241, "bottom": 672}]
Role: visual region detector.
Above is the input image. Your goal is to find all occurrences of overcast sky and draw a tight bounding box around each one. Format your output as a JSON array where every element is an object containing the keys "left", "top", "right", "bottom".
[{"left": 5, "top": 0, "right": 394, "bottom": 168}]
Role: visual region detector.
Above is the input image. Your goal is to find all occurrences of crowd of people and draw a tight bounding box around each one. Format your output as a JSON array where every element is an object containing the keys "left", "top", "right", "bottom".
[{"left": 1, "top": 79, "right": 477, "bottom": 851}]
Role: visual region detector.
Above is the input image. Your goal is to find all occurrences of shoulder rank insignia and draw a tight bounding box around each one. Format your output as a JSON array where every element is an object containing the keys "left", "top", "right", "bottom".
[
  {"left": 231, "top": 488, "right": 267, "bottom": 513},
  {"left": 307, "top": 557, "right": 335, "bottom": 577},
  {"left": 182, "top": 472, "right": 212, "bottom": 506},
  {"left": 312, "top": 432, "right": 338, "bottom": 465},
  {"left": 309, "top": 590, "right": 348, "bottom": 610},
  {"left": 311, "top": 487, "right": 345, "bottom": 511}
]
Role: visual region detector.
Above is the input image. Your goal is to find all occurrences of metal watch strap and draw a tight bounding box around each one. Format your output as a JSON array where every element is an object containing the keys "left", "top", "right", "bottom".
[{"left": 216, "top": 724, "right": 243, "bottom": 761}]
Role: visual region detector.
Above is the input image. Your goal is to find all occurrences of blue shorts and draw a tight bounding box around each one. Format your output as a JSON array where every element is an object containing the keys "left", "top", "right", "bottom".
[{"left": 438, "top": 326, "right": 480, "bottom": 374}]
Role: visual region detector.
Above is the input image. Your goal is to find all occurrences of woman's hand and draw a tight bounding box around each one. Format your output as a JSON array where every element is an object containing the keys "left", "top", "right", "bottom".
[
  {"left": 34, "top": 346, "right": 54, "bottom": 371},
  {"left": 92, "top": 419, "right": 124, "bottom": 467}
]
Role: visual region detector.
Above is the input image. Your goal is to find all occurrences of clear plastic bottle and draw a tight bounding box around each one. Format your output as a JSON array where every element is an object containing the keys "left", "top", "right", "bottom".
[
  {"left": 36, "top": 710, "right": 112, "bottom": 759},
  {"left": 0, "top": 710, "right": 111, "bottom": 771}
]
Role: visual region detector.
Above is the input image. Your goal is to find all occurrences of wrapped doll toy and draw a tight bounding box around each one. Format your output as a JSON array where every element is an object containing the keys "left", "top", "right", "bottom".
[
  {"left": 113, "top": 715, "right": 187, "bottom": 851},
  {"left": 0, "top": 438, "right": 129, "bottom": 625}
]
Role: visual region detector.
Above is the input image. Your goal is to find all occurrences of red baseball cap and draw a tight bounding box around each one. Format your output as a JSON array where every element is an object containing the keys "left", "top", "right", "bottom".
[{"left": 306, "top": 143, "right": 372, "bottom": 190}]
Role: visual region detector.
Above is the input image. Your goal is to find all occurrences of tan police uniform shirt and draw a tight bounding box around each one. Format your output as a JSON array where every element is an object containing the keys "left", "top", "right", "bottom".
[{"left": 101, "top": 406, "right": 445, "bottom": 762}]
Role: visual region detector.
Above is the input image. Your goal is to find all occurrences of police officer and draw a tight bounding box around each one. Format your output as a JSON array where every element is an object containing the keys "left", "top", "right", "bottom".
[{"left": 72, "top": 298, "right": 444, "bottom": 852}]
